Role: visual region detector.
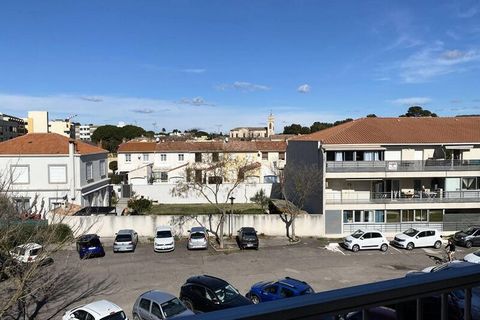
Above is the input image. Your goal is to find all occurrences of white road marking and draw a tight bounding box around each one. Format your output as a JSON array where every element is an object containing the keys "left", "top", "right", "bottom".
[
  {"left": 423, "top": 248, "right": 439, "bottom": 255},
  {"left": 325, "top": 243, "right": 346, "bottom": 255},
  {"left": 284, "top": 268, "right": 301, "bottom": 274},
  {"left": 390, "top": 246, "right": 401, "bottom": 253}
]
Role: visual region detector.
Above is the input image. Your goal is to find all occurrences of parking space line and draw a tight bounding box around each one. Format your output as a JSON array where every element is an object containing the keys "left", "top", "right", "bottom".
[
  {"left": 325, "top": 243, "right": 346, "bottom": 255},
  {"left": 390, "top": 246, "right": 401, "bottom": 253}
]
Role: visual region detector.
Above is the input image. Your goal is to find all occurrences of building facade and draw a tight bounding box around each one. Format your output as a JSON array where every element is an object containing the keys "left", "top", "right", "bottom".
[
  {"left": 229, "top": 113, "right": 275, "bottom": 139},
  {"left": 286, "top": 117, "right": 480, "bottom": 236},
  {"left": 75, "top": 124, "right": 99, "bottom": 141},
  {"left": 0, "top": 113, "right": 26, "bottom": 141},
  {"left": 26, "top": 111, "right": 49, "bottom": 133},
  {"left": 0, "top": 133, "right": 110, "bottom": 212},
  {"left": 117, "top": 140, "right": 286, "bottom": 185}
]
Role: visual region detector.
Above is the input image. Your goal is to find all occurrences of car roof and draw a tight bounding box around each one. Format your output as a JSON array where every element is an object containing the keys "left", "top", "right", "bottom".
[
  {"left": 186, "top": 275, "right": 229, "bottom": 289},
  {"left": 276, "top": 277, "right": 311, "bottom": 291},
  {"left": 81, "top": 300, "right": 122, "bottom": 317},
  {"left": 433, "top": 261, "right": 476, "bottom": 271},
  {"left": 156, "top": 226, "right": 172, "bottom": 232},
  {"left": 16, "top": 243, "right": 42, "bottom": 250},
  {"left": 77, "top": 234, "right": 99, "bottom": 241},
  {"left": 240, "top": 227, "right": 256, "bottom": 232},
  {"left": 117, "top": 229, "right": 135, "bottom": 234},
  {"left": 190, "top": 226, "right": 206, "bottom": 232},
  {"left": 413, "top": 228, "right": 437, "bottom": 231},
  {"left": 140, "top": 290, "right": 176, "bottom": 303}
]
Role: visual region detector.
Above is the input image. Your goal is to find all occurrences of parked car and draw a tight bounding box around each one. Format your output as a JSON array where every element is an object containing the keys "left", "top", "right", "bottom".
[
  {"left": 179, "top": 275, "right": 252, "bottom": 313},
  {"left": 453, "top": 225, "right": 480, "bottom": 248},
  {"left": 464, "top": 249, "right": 480, "bottom": 264},
  {"left": 113, "top": 229, "right": 138, "bottom": 253},
  {"left": 246, "top": 277, "right": 314, "bottom": 304},
  {"left": 10, "top": 243, "right": 53, "bottom": 265},
  {"left": 391, "top": 228, "right": 442, "bottom": 250},
  {"left": 132, "top": 290, "right": 194, "bottom": 319},
  {"left": 343, "top": 230, "right": 389, "bottom": 252},
  {"left": 187, "top": 227, "right": 208, "bottom": 250},
  {"left": 76, "top": 234, "right": 105, "bottom": 259},
  {"left": 154, "top": 226, "right": 175, "bottom": 252},
  {"left": 62, "top": 299, "right": 128, "bottom": 320},
  {"left": 236, "top": 227, "right": 259, "bottom": 250},
  {"left": 405, "top": 261, "right": 478, "bottom": 319}
]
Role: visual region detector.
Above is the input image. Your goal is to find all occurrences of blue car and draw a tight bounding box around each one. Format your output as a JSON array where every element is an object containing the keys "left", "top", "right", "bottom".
[
  {"left": 246, "top": 277, "right": 314, "bottom": 304},
  {"left": 76, "top": 234, "right": 105, "bottom": 259}
]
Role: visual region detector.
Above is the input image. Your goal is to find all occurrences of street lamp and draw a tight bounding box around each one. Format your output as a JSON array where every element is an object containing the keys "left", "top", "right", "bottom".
[{"left": 229, "top": 196, "right": 235, "bottom": 237}]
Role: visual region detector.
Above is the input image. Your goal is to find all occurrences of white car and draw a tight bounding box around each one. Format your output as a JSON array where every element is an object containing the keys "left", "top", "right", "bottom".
[
  {"left": 391, "top": 228, "right": 442, "bottom": 250},
  {"left": 10, "top": 243, "right": 52, "bottom": 264},
  {"left": 154, "top": 226, "right": 175, "bottom": 252},
  {"left": 62, "top": 300, "right": 128, "bottom": 320},
  {"left": 464, "top": 250, "right": 480, "bottom": 264},
  {"left": 343, "top": 230, "right": 389, "bottom": 252}
]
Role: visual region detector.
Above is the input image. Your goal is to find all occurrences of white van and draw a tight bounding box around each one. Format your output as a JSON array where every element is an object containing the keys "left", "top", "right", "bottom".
[{"left": 392, "top": 228, "right": 442, "bottom": 250}]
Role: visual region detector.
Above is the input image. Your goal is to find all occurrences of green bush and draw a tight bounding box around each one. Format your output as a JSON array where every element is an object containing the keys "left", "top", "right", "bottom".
[{"left": 46, "top": 223, "right": 74, "bottom": 243}]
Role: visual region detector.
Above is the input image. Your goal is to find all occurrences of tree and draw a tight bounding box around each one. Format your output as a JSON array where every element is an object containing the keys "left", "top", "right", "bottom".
[
  {"left": 400, "top": 106, "right": 438, "bottom": 117},
  {"left": 272, "top": 164, "right": 322, "bottom": 241},
  {"left": 127, "top": 195, "right": 153, "bottom": 214},
  {"left": 172, "top": 154, "right": 258, "bottom": 248},
  {"left": 250, "top": 189, "right": 270, "bottom": 213},
  {"left": 91, "top": 125, "right": 147, "bottom": 153},
  {"left": 310, "top": 122, "right": 332, "bottom": 133},
  {"left": 283, "top": 124, "right": 310, "bottom": 135},
  {"left": 366, "top": 114, "right": 377, "bottom": 117},
  {"left": 109, "top": 160, "right": 118, "bottom": 174}
]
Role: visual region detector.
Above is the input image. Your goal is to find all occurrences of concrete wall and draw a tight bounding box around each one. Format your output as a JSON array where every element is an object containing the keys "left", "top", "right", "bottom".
[
  {"left": 51, "top": 213, "right": 325, "bottom": 238},
  {"left": 131, "top": 183, "right": 275, "bottom": 204}
]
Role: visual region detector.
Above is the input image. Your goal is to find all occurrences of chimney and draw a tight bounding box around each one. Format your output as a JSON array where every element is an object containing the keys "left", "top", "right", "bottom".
[{"left": 68, "top": 139, "right": 76, "bottom": 201}]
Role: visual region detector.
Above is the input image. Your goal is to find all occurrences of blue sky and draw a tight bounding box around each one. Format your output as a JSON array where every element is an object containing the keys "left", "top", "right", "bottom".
[{"left": 0, "top": 0, "right": 479, "bottom": 132}]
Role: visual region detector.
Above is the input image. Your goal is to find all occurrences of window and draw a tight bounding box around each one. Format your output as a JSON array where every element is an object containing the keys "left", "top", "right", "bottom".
[
  {"left": 280, "top": 287, "right": 294, "bottom": 298},
  {"left": 143, "top": 153, "right": 149, "bottom": 161},
  {"left": 151, "top": 302, "right": 162, "bottom": 318},
  {"left": 362, "top": 233, "right": 372, "bottom": 239},
  {"left": 354, "top": 210, "right": 362, "bottom": 222},
  {"left": 375, "top": 210, "right": 385, "bottom": 223},
  {"left": 264, "top": 285, "right": 278, "bottom": 294},
  {"left": 262, "top": 152, "right": 268, "bottom": 160},
  {"left": 49, "top": 165, "right": 67, "bottom": 183},
  {"left": 386, "top": 210, "right": 400, "bottom": 223},
  {"left": 343, "top": 210, "right": 353, "bottom": 223},
  {"left": 415, "top": 209, "right": 428, "bottom": 222},
  {"left": 279, "top": 152, "right": 285, "bottom": 160},
  {"left": 344, "top": 151, "right": 354, "bottom": 161},
  {"left": 100, "top": 160, "right": 106, "bottom": 177},
  {"left": 178, "top": 154, "right": 184, "bottom": 161},
  {"left": 195, "top": 170, "right": 203, "bottom": 183},
  {"left": 125, "top": 154, "right": 131, "bottom": 162},
  {"left": 14, "top": 198, "right": 30, "bottom": 213},
  {"left": 462, "top": 177, "right": 476, "bottom": 190},
  {"left": 208, "top": 176, "right": 223, "bottom": 184},
  {"left": 417, "top": 231, "right": 427, "bottom": 238},
  {"left": 372, "top": 232, "right": 383, "bottom": 238},
  {"left": 139, "top": 298, "right": 151, "bottom": 311},
  {"left": 212, "top": 152, "right": 219, "bottom": 162},
  {"left": 195, "top": 153, "right": 202, "bottom": 162},
  {"left": 402, "top": 210, "right": 415, "bottom": 222},
  {"left": 86, "top": 162, "right": 93, "bottom": 181},
  {"left": 161, "top": 172, "right": 168, "bottom": 182},
  {"left": 363, "top": 210, "right": 374, "bottom": 222},
  {"left": 10, "top": 165, "right": 29, "bottom": 184},
  {"left": 326, "top": 152, "right": 335, "bottom": 161},
  {"left": 429, "top": 209, "right": 443, "bottom": 222},
  {"left": 160, "top": 154, "right": 167, "bottom": 161}
]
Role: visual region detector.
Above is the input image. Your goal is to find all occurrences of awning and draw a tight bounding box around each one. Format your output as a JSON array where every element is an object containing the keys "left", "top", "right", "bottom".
[{"left": 444, "top": 145, "right": 473, "bottom": 150}]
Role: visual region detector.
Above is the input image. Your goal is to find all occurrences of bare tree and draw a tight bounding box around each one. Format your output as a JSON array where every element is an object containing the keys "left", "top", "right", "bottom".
[
  {"left": 273, "top": 164, "right": 322, "bottom": 241},
  {"left": 172, "top": 153, "right": 258, "bottom": 248}
]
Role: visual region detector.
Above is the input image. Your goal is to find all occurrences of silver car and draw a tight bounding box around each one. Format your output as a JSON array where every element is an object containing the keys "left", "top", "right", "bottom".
[
  {"left": 187, "top": 227, "right": 208, "bottom": 250},
  {"left": 113, "top": 229, "right": 138, "bottom": 252},
  {"left": 132, "top": 290, "right": 194, "bottom": 319}
]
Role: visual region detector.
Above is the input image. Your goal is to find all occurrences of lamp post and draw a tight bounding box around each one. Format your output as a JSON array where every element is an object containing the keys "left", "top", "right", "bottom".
[{"left": 229, "top": 196, "right": 235, "bottom": 237}]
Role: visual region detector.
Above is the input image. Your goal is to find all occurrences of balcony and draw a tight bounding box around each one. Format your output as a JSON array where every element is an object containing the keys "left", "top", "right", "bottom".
[
  {"left": 325, "top": 190, "right": 480, "bottom": 204},
  {"left": 326, "top": 159, "right": 480, "bottom": 172},
  {"left": 185, "top": 264, "right": 480, "bottom": 320}
]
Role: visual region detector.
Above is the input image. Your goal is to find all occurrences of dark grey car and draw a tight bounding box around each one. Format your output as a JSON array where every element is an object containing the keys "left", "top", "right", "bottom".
[{"left": 132, "top": 290, "right": 194, "bottom": 320}]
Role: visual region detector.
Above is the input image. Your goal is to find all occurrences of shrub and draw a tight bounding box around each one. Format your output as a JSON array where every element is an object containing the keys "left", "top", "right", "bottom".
[{"left": 128, "top": 196, "right": 153, "bottom": 214}]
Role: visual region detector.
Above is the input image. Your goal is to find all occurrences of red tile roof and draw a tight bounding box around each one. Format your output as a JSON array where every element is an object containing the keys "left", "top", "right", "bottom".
[
  {"left": 0, "top": 133, "right": 107, "bottom": 155},
  {"left": 292, "top": 117, "right": 480, "bottom": 144},
  {"left": 118, "top": 140, "right": 286, "bottom": 153}
]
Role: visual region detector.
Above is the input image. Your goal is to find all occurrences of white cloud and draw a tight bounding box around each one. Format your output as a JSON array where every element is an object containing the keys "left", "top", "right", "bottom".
[
  {"left": 216, "top": 81, "right": 270, "bottom": 92},
  {"left": 297, "top": 84, "right": 311, "bottom": 93},
  {"left": 179, "top": 96, "right": 214, "bottom": 106},
  {"left": 181, "top": 69, "right": 206, "bottom": 74},
  {"left": 390, "top": 97, "right": 432, "bottom": 105}
]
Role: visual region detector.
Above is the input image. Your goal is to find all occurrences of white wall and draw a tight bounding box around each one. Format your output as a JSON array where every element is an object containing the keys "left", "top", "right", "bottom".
[
  {"left": 51, "top": 213, "right": 325, "bottom": 237},
  {"left": 131, "top": 183, "right": 274, "bottom": 204}
]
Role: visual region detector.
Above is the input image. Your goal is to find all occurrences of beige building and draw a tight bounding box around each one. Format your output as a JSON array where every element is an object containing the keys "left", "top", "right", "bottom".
[
  {"left": 27, "top": 111, "right": 49, "bottom": 133},
  {"left": 49, "top": 119, "right": 75, "bottom": 138},
  {"left": 230, "top": 113, "right": 275, "bottom": 139}
]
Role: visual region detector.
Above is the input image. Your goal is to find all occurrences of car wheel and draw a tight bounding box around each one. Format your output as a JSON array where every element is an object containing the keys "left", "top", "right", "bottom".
[
  {"left": 182, "top": 298, "right": 194, "bottom": 311},
  {"left": 465, "top": 241, "right": 473, "bottom": 248},
  {"left": 352, "top": 245, "right": 360, "bottom": 252},
  {"left": 250, "top": 294, "right": 261, "bottom": 304},
  {"left": 380, "top": 244, "right": 388, "bottom": 252},
  {"left": 434, "top": 241, "right": 442, "bottom": 249},
  {"left": 406, "top": 242, "right": 414, "bottom": 250}
]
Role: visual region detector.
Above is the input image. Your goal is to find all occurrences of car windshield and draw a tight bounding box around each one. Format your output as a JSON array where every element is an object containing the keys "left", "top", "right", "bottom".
[
  {"left": 403, "top": 228, "right": 418, "bottom": 237},
  {"left": 161, "top": 298, "right": 187, "bottom": 318},
  {"left": 474, "top": 251, "right": 480, "bottom": 257},
  {"left": 156, "top": 231, "right": 172, "bottom": 238},
  {"left": 78, "top": 238, "right": 101, "bottom": 248},
  {"left": 244, "top": 232, "right": 256, "bottom": 237},
  {"left": 463, "top": 227, "right": 477, "bottom": 235},
  {"left": 115, "top": 234, "right": 132, "bottom": 242},
  {"left": 190, "top": 232, "right": 205, "bottom": 239},
  {"left": 351, "top": 230, "right": 364, "bottom": 239},
  {"left": 100, "top": 311, "right": 127, "bottom": 320},
  {"left": 214, "top": 284, "right": 240, "bottom": 303}
]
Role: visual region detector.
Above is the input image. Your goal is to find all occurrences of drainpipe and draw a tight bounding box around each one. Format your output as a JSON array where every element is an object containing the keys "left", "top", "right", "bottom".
[{"left": 68, "top": 139, "right": 76, "bottom": 201}]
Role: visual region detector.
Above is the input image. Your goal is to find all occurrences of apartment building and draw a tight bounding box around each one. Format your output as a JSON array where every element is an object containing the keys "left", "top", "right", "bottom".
[
  {"left": 117, "top": 140, "right": 286, "bottom": 185},
  {"left": 0, "top": 133, "right": 110, "bottom": 211},
  {"left": 26, "top": 111, "right": 49, "bottom": 133},
  {"left": 286, "top": 117, "right": 480, "bottom": 235},
  {"left": 0, "top": 113, "right": 26, "bottom": 141},
  {"left": 75, "top": 124, "right": 99, "bottom": 141}
]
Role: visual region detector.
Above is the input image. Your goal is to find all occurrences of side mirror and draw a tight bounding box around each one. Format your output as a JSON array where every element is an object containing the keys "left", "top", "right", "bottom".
[
  {"left": 360, "top": 237, "right": 364, "bottom": 240},
  {"left": 416, "top": 236, "right": 419, "bottom": 239}
]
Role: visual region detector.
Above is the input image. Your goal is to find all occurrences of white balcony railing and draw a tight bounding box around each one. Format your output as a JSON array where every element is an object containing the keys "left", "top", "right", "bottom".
[{"left": 326, "top": 159, "right": 480, "bottom": 172}]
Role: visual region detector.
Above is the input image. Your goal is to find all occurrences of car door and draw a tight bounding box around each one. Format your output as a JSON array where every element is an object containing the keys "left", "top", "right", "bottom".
[
  {"left": 416, "top": 231, "right": 428, "bottom": 247},
  {"left": 138, "top": 298, "right": 152, "bottom": 320},
  {"left": 190, "top": 285, "right": 214, "bottom": 312},
  {"left": 72, "top": 310, "right": 89, "bottom": 320},
  {"left": 360, "top": 232, "right": 373, "bottom": 249},
  {"left": 150, "top": 301, "right": 164, "bottom": 320},
  {"left": 260, "top": 284, "right": 279, "bottom": 302},
  {"left": 279, "top": 287, "right": 295, "bottom": 299},
  {"left": 370, "top": 232, "right": 383, "bottom": 248},
  {"left": 473, "top": 230, "right": 480, "bottom": 246}
]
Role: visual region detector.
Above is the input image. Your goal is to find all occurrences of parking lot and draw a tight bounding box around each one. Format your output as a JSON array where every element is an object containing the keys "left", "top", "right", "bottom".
[{"left": 50, "top": 237, "right": 479, "bottom": 319}]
